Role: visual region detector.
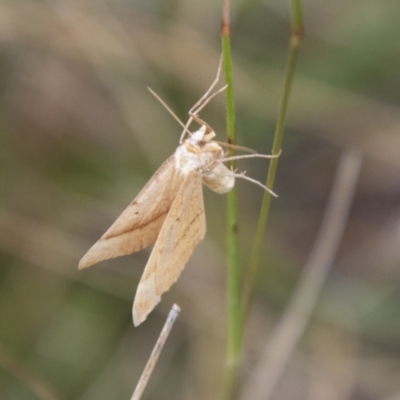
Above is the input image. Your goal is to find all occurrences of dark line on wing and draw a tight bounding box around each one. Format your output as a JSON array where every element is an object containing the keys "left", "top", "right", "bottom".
[
  {"left": 103, "top": 155, "right": 178, "bottom": 240},
  {"left": 103, "top": 210, "right": 168, "bottom": 240},
  {"left": 178, "top": 210, "right": 204, "bottom": 242}
]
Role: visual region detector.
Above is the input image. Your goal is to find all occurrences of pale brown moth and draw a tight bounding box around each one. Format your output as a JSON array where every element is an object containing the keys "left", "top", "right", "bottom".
[{"left": 79, "top": 60, "right": 278, "bottom": 326}]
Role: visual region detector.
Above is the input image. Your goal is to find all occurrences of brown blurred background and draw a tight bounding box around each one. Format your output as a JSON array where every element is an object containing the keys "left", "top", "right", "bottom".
[{"left": 0, "top": 1, "right": 400, "bottom": 399}]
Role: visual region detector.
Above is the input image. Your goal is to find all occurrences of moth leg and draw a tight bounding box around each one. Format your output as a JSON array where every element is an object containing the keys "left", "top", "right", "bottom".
[
  {"left": 188, "top": 55, "right": 223, "bottom": 116},
  {"left": 189, "top": 114, "right": 214, "bottom": 136},
  {"left": 180, "top": 56, "right": 225, "bottom": 143}
]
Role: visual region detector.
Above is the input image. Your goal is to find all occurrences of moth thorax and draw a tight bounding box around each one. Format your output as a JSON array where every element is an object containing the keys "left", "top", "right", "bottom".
[{"left": 202, "top": 163, "right": 235, "bottom": 194}]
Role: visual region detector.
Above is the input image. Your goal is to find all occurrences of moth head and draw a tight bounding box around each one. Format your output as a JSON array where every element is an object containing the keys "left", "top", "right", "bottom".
[
  {"left": 188, "top": 125, "right": 216, "bottom": 147},
  {"left": 202, "top": 123, "right": 216, "bottom": 142},
  {"left": 203, "top": 130, "right": 216, "bottom": 142}
]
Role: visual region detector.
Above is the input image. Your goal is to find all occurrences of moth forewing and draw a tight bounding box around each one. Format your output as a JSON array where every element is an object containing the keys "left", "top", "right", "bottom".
[
  {"left": 78, "top": 155, "right": 182, "bottom": 270},
  {"left": 133, "top": 172, "right": 206, "bottom": 326}
]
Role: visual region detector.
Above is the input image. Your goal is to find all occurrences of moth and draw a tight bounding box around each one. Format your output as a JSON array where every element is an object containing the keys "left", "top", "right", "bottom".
[{"left": 79, "top": 60, "right": 278, "bottom": 326}]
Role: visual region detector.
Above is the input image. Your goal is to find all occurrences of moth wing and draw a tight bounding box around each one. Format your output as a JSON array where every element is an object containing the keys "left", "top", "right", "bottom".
[
  {"left": 79, "top": 155, "right": 182, "bottom": 269},
  {"left": 133, "top": 172, "right": 206, "bottom": 326}
]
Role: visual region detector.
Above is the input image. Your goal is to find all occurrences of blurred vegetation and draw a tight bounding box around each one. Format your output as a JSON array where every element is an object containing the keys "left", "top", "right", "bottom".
[{"left": 0, "top": 1, "right": 400, "bottom": 399}]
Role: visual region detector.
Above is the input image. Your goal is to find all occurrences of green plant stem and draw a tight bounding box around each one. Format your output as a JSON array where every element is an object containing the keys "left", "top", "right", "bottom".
[
  {"left": 223, "top": 40, "right": 240, "bottom": 368},
  {"left": 220, "top": 1, "right": 241, "bottom": 398},
  {"left": 240, "top": 0, "right": 303, "bottom": 330}
]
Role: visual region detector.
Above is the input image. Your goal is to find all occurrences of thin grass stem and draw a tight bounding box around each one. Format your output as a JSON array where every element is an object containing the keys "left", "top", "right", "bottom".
[
  {"left": 131, "top": 305, "right": 181, "bottom": 400},
  {"left": 220, "top": 0, "right": 241, "bottom": 398},
  {"left": 0, "top": 345, "right": 63, "bottom": 400},
  {"left": 240, "top": 148, "right": 362, "bottom": 400},
  {"left": 240, "top": 0, "right": 304, "bottom": 332}
]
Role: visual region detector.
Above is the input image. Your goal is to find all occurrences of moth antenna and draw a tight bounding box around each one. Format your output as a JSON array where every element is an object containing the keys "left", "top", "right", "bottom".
[
  {"left": 147, "top": 87, "right": 188, "bottom": 130},
  {"left": 221, "top": 149, "right": 281, "bottom": 163}
]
